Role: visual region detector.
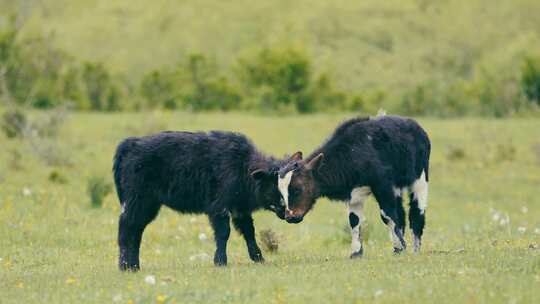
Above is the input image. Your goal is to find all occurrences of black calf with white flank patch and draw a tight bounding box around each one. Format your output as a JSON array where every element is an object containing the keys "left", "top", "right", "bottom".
[
  {"left": 277, "top": 115, "right": 431, "bottom": 256},
  {"left": 113, "top": 131, "right": 289, "bottom": 270}
]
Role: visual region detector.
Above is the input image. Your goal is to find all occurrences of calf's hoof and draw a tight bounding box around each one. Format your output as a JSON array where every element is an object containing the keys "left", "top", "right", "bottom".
[
  {"left": 249, "top": 249, "right": 265, "bottom": 263},
  {"left": 214, "top": 255, "right": 227, "bottom": 267},
  {"left": 393, "top": 247, "right": 404, "bottom": 254},
  {"left": 251, "top": 253, "right": 265, "bottom": 263},
  {"left": 119, "top": 262, "right": 140, "bottom": 272},
  {"left": 413, "top": 236, "right": 421, "bottom": 253},
  {"left": 350, "top": 248, "right": 363, "bottom": 259}
]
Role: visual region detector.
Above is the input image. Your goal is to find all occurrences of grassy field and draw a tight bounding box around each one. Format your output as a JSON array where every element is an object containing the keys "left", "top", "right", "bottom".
[{"left": 0, "top": 112, "right": 539, "bottom": 303}]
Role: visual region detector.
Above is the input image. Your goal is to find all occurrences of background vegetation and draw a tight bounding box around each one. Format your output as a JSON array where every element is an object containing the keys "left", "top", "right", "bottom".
[{"left": 1, "top": 0, "right": 540, "bottom": 115}]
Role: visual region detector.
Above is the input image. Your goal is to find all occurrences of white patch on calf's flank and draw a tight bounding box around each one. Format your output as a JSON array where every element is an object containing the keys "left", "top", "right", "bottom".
[
  {"left": 412, "top": 170, "right": 428, "bottom": 214},
  {"left": 121, "top": 202, "right": 126, "bottom": 214},
  {"left": 351, "top": 186, "right": 371, "bottom": 202},
  {"left": 278, "top": 170, "right": 294, "bottom": 211}
]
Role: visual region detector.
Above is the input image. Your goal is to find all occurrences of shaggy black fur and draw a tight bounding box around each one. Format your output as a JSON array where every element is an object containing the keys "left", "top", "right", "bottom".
[
  {"left": 113, "top": 131, "right": 288, "bottom": 270},
  {"left": 312, "top": 115, "right": 429, "bottom": 198},
  {"left": 279, "top": 115, "right": 431, "bottom": 254}
]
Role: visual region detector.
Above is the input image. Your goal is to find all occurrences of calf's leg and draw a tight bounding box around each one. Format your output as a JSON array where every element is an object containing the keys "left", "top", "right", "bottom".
[
  {"left": 372, "top": 182, "right": 407, "bottom": 253},
  {"left": 209, "top": 213, "right": 231, "bottom": 266},
  {"left": 232, "top": 212, "right": 264, "bottom": 263},
  {"left": 118, "top": 199, "right": 161, "bottom": 271},
  {"left": 409, "top": 170, "right": 428, "bottom": 252},
  {"left": 348, "top": 186, "right": 370, "bottom": 258},
  {"left": 393, "top": 187, "right": 406, "bottom": 236}
]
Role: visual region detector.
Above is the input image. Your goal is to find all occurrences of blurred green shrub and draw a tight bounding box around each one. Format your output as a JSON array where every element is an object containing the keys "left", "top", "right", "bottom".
[
  {"left": 0, "top": 16, "right": 127, "bottom": 111},
  {"left": 237, "top": 47, "right": 348, "bottom": 113},
  {"left": 400, "top": 82, "right": 469, "bottom": 117},
  {"left": 347, "top": 89, "right": 387, "bottom": 114},
  {"left": 139, "top": 54, "right": 241, "bottom": 111},
  {"left": 87, "top": 175, "right": 112, "bottom": 208},
  {"left": 521, "top": 56, "right": 540, "bottom": 105},
  {"left": 237, "top": 47, "right": 312, "bottom": 112},
  {"left": 140, "top": 70, "right": 177, "bottom": 109},
  {"left": 183, "top": 54, "right": 241, "bottom": 111},
  {"left": 5, "top": 37, "right": 71, "bottom": 108},
  {"left": 81, "top": 62, "right": 123, "bottom": 111},
  {"left": 304, "top": 73, "right": 347, "bottom": 113}
]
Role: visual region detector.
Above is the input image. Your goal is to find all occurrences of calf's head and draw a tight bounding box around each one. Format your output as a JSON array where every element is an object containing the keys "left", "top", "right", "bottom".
[
  {"left": 250, "top": 152, "right": 306, "bottom": 220},
  {"left": 251, "top": 168, "right": 286, "bottom": 219},
  {"left": 277, "top": 152, "right": 324, "bottom": 224}
]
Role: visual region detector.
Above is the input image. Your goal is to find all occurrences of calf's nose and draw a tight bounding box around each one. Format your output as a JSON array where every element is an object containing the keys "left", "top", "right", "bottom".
[{"left": 285, "top": 211, "right": 304, "bottom": 224}]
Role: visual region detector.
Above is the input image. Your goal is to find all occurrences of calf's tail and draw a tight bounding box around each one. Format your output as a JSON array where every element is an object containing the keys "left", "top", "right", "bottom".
[
  {"left": 113, "top": 138, "right": 137, "bottom": 204},
  {"left": 421, "top": 131, "right": 431, "bottom": 182}
]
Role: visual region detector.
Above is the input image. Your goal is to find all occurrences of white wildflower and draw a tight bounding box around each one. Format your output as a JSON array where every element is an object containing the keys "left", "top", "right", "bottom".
[
  {"left": 517, "top": 227, "right": 527, "bottom": 233},
  {"left": 499, "top": 215, "right": 510, "bottom": 226},
  {"left": 112, "top": 294, "right": 122, "bottom": 302},
  {"left": 534, "top": 228, "right": 540, "bottom": 235},
  {"left": 144, "top": 275, "right": 156, "bottom": 285},
  {"left": 521, "top": 206, "right": 528, "bottom": 214},
  {"left": 374, "top": 289, "right": 384, "bottom": 297},
  {"left": 198, "top": 233, "right": 208, "bottom": 241},
  {"left": 22, "top": 187, "right": 32, "bottom": 197}
]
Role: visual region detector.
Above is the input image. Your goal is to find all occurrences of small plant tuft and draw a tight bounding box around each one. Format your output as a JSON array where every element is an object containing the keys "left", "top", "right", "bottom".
[
  {"left": 1, "top": 109, "right": 27, "bottom": 138},
  {"left": 48, "top": 170, "right": 68, "bottom": 184},
  {"left": 259, "top": 229, "right": 279, "bottom": 253},
  {"left": 87, "top": 175, "right": 112, "bottom": 208}
]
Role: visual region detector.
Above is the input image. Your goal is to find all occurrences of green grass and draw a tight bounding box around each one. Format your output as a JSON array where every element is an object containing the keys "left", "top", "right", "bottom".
[{"left": 1, "top": 112, "right": 539, "bottom": 303}]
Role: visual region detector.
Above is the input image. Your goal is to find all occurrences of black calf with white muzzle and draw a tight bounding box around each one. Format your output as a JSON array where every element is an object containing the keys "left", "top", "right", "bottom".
[{"left": 276, "top": 114, "right": 431, "bottom": 257}]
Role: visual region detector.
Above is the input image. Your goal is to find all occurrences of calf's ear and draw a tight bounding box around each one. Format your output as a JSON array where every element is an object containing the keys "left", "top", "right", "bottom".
[
  {"left": 290, "top": 151, "right": 303, "bottom": 162},
  {"left": 305, "top": 153, "right": 324, "bottom": 171},
  {"left": 251, "top": 169, "right": 271, "bottom": 181}
]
